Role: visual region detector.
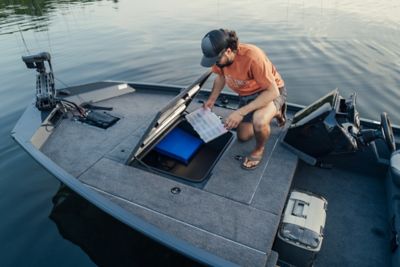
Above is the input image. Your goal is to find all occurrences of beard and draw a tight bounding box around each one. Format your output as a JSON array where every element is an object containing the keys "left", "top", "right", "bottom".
[{"left": 216, "top": 58, "right": 234, "bottom": 68}]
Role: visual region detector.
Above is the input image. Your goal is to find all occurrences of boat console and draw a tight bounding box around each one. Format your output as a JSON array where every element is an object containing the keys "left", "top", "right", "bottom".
[{"left": 283, "top": 89, "right": 396, "bottom": 164}]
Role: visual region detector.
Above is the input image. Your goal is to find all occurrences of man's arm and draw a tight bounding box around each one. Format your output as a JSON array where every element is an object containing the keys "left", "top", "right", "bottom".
[
  {"left": 203, "top": 74, "right": 225, "bottom": 109},
  {"left": 224, "top": 83, "right": 280, "bottom": 130}
]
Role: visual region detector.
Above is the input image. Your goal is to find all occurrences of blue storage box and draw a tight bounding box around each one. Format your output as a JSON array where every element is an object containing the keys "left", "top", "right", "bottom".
[{"left": 155, "top": 128, "right": 203, "bottom": 165}]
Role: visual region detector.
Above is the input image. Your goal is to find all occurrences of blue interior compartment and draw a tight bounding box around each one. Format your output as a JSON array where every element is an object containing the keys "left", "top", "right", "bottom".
[
  {"left": 154, "top": 127, "right": 203, "bottom": 165},
  {"left": 141, "top": 119, "right": 234, "bottom": 183}
]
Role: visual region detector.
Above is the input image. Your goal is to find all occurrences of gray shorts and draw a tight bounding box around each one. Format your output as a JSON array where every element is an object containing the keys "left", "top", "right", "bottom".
[{"left": 238, "top": 86, "right": 287, "bottom": 123}]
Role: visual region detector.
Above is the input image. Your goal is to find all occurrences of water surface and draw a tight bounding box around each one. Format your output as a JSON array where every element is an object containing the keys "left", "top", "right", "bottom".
[{"left": 1, "top": 0, "right": 399, "bottom": 265}]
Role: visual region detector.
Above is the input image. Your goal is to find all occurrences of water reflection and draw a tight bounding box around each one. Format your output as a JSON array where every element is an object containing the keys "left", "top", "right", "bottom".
[
  {"left": 49, "top": 184, "right": 202, "bottom": 266},
  {"left": 0, "top": 0, "right": 112, "bottom": 34},
  {"left": 1, "top": 0, "right": 400, "bottom": 265}
]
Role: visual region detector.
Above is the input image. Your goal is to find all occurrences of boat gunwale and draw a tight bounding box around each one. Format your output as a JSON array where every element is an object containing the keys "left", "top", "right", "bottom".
[{"left": 104, "top": 79, "right": 400, "bottom": 135}]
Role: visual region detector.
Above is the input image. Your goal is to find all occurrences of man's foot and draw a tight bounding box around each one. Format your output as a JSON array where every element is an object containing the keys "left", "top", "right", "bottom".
[
  {"left": 241, "top": 155, "right": 263, "bottom": 170},
  {"left": 275, "top": 102, "right": 287, "bottom": 127},
  {"left": 241, "top": 149, "right": 264, "bottom": 170}
]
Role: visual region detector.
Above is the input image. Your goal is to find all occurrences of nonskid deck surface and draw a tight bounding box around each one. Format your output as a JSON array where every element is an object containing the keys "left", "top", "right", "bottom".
[
  {"left": 40, "top": 87, "right": 298, "bottom": 266},
  {"left": 293, "top": 149, "right": 390, "bottom": 266}
]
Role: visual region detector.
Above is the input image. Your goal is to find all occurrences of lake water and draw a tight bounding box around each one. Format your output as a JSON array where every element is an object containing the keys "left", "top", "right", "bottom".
[{"left": 1, "top": 0, "right": 399, "bottom": 265}]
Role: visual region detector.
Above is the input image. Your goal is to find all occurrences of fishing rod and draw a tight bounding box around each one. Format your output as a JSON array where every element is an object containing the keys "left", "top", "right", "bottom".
[{"left": 197, "top": 99, "right": 237, "bottom": 110}]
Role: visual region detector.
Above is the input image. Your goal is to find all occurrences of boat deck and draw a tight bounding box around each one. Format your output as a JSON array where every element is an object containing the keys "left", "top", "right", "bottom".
[
  {"left": 37, "top": 83, "right": 298, "bottom": 266},
  {"left": 48, "top": 139, "right": 394, "bottom": 267},
  {"left": 293, "top": 149, "right": 391, "bottom": 266}
]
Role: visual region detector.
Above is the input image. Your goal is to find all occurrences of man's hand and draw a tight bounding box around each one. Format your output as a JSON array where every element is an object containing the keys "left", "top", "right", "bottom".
[
  {"left": 203, "top": 99, "right": 215, "bottom": 110},
  {"left": 224, "top": 110, "right": 244, "bottom": 130}
]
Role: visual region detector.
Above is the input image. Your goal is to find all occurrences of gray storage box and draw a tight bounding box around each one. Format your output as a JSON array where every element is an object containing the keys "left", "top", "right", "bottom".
[{"left": 274, "top": 189, "right": 327, "bottom": 267}]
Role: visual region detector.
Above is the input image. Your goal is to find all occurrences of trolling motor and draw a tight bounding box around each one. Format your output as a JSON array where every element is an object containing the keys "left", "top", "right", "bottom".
[
  {"left": 21, "top": 52, "right": 120, "bottom": 129},
  {"left": 22, "top": 52, "right": 56, "bottom": 111}
]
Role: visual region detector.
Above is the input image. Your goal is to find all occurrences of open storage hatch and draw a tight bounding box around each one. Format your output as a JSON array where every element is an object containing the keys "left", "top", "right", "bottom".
[{"left": 126, "top": 71, "right": 234, "bottom": 183}]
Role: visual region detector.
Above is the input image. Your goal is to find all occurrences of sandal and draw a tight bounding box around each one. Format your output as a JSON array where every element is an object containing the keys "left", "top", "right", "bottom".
[{"left": 241, "top": 155, "right": 263, "bottom": 170}]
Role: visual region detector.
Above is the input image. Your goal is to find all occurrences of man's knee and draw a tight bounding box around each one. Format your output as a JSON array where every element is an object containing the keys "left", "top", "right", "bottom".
[
  {"left": 237, "top": 123, "right": 253, "bottom": 142},
  {"left": 253, "top": 120, "right": 269, "bottom": 132},
  {"left": 252, "top": 106, "right": 275, "bottom": 131},
  {"left": 237, "top": 132, "right": 253, "bottom": 142},
  {"left": 252, "top": 114, "right": 269, "bottom": 132}
]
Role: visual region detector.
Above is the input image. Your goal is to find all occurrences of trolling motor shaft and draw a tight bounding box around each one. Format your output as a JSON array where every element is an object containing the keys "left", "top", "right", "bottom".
[{"left": 22, "top": 52, "right": 56, "bottom": 111}]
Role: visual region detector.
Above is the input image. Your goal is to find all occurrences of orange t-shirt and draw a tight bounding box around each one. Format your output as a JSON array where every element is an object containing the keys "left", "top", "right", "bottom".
[{"left": 211, "top": 43, "right": 284, "bottom": 96}]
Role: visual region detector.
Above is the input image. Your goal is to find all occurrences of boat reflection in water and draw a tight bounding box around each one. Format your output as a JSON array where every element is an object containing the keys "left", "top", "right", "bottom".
[{"left": 49, "top": 184, "right": 202, "bottom": 267}]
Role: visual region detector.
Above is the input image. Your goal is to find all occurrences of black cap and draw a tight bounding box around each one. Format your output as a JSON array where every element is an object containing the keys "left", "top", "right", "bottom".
[{"left": 200, "top": 29, "right": 228, "bottom": 67}]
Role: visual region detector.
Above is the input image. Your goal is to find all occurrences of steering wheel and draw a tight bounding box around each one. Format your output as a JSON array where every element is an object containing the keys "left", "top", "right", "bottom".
[
  {"left": 346, "top": 93, "right": 361, "bottom": 128},
  {"left": 381, "top": 112, "right": 396, "bottom": 152}
]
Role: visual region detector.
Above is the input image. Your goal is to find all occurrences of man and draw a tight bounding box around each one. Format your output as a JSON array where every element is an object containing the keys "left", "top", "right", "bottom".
[{"left": 200, "top": 29, "right": 287, "bottom": 170}]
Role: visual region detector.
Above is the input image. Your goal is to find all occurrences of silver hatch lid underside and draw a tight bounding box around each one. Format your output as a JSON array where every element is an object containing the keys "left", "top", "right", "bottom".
[{"left": 128, "top": 71, "right": 212, "bottom": 161}]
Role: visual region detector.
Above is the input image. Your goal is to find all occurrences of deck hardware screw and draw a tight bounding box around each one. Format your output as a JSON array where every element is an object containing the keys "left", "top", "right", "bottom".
[{"left": 171, "top": 187, "right": 181, "bottom": 194}]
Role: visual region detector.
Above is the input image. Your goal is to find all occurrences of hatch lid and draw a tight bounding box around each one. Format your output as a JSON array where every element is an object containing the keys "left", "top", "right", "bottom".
[{"left": 128, "top": 70, "right": 212, "bottom": 161}]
